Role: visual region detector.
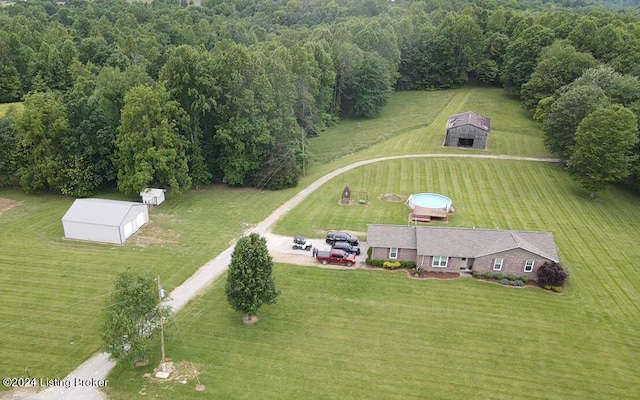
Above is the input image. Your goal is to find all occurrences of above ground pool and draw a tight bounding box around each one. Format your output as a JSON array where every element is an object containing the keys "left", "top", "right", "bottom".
[{"left": 406, "top": 193, "right": 452, "bottom": 211}]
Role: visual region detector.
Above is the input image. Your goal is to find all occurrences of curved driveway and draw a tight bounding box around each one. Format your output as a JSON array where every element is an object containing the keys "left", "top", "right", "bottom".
[{"left": 29, "top": 154, "right": 559, "bottom": 400}]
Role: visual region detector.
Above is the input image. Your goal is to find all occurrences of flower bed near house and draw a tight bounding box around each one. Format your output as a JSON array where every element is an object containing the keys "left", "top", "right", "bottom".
[{"left": 363, "top": 264, "right": 459, "bottom": 280}]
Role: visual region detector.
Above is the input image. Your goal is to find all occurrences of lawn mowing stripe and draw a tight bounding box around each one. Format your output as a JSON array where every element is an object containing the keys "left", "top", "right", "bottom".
[{"left": 114, "top": 264, "right": 640, "bottom": 400}]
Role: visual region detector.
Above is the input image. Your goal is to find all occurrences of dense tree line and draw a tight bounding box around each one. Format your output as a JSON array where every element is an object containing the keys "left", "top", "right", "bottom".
[{"left": 0, "top": 0, "right": 639, "bottom": 196}]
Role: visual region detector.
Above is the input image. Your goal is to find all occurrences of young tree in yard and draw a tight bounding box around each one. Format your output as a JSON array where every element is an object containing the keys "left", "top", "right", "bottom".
[
  {"left": 567, "top": 104, "right": 638, "bottom": 197},
  {"left": 225, "top": 233, "right": 279, "bottom": 324},
  {"left": 536, "top": 262, "right": 568, "bottom": 288},
  {"left": 101, "top": 271, "right": 171, "bottom": 365}
]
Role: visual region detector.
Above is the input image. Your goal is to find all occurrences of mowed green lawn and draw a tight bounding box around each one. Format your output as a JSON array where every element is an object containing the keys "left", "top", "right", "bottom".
[
  {"left": 274, "top": 158, "right": 640, "bottom": 323},
  {"left": 106, "top": 160, "right": 640, "bottom": 395},
  {"left": 307, "top": 87, "right": 549, "bottom": 172},
  {"left": 3, "top": 86, "right": 638, "bottom": 398},
  {"left": 105, "top": 261, "right": 639, "bottom": 399},
  {"left": 0, "top": 185, "right": 298, "bottom": 381},
  {"left": 0, "top": 102, "right": 23, "bottom": 117}
]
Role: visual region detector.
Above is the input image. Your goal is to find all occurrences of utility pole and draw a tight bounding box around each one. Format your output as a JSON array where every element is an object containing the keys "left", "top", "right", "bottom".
[
  {"left": 157, "top": 276, "right": 166, "bottom": 372},
  {"left": 302, "top": 127, "right": 306, "bottom": 177}
]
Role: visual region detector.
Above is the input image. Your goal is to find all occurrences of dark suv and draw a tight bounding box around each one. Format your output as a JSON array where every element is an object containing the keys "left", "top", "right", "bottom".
[
  {"left": 331, "top": 241, "right": 361, "bottom": 256},
  {"left": 326, "top": 231, "right": 359, "bottom": 246}
]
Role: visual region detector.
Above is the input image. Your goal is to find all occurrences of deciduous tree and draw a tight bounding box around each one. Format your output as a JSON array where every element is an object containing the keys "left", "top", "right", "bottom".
[
  {"left": 101, "top": 271, "right": 171, "bottom": 365},
  {"left": 542, "top": 84, "right": 610, "bottom": 160},
  {"left": 567, "top": 104, "right": 638, "bottom": 197},
  {"left": 13, "top": 91, "right": 69, "bottom": 193},
  {"left": 502, "top": 24, "right": 555, "bottom": 95},
  {"left": 225, "top": 233, "right": 279, "bottom": 323},
  {"left": 521, "top": 41, "right": 596, "bottom": 112},
  {"left": 113, "top": 84, "right": 192, "bottom": 196}
]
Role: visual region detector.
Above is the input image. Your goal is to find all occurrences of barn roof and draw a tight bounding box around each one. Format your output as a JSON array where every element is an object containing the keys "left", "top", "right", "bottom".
[
  {"left": 367, "top": 225, "right": 559, "bottom": 262},
  {"left": 62, "top": 199, "right": 145, "bottom": 227},
  {"left": 447, "top": 111, "right": 491, "bottom": 132}
]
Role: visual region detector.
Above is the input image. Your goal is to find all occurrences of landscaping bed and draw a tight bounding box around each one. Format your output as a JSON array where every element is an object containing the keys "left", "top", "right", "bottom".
[{"left": 363, "top": 265, "right": 460, "bottom": 280}]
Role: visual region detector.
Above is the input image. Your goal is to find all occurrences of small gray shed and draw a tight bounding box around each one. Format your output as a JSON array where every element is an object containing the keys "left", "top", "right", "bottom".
[
  {"left": 444, "top": 111, "right": 490, "bottom": 150},
  {"left": 62, "top": 199, "right": 149, "bottom": 244}
]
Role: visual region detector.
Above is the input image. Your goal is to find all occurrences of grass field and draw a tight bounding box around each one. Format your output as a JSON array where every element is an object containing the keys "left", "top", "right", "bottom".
[
  {"left": 101, "top": 87, "right": 640, "bottom": 398},
  {"left": 0, "top": 185, "right": 298, "bottom": 381},
  {"left": 2, "top": 86, "right": 639, "bottom": 398},
  {"left": 306, "top": 87, "right": 549, "bottom": 170},
  {"left": 0, "top": 102, "right": 23, "bottom": 117},
  {"left": 104, "top": 262, "right": 639, "bottom": 399}
]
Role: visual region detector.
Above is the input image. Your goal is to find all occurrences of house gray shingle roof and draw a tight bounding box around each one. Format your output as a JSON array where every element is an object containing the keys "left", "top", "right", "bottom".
[
  {"left": 62, "top": 199, "right": 145, "bottom": 227},
  {"left": 368, "top": 225, "right": 559, "bottom": 262},
  {"left": 447, "top": 111, "right": 491, "bottom": 131},
  {"left": 367, "top": 224, "right": 417, "bottom": 249}
]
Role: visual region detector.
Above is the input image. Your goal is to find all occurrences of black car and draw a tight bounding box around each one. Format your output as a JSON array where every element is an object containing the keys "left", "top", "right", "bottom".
[
  {"left": 331, "top": 241, "right": 361, "bottom": 256},
  {"left": 326, "top": 231, "right": 359, "bottom": 246}
]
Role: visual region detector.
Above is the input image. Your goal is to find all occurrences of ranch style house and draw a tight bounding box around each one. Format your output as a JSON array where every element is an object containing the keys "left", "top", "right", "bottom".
[{"left": 367, "top": 224, "right": 559, "bottom": 276}]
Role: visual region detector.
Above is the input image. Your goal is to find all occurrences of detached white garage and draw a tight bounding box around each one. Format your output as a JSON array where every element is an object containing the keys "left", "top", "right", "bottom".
[{"left": 62, "top": 199, "right": 149, "bottom": 244}]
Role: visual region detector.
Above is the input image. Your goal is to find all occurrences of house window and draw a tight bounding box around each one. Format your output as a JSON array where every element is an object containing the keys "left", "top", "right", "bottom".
[
  {"left": 432, "top": 256, "right": 448, "bottom": 268},
  {"left": 524, "top": 260, "right": 535, "bottom": 272},
  {"left": 492, "top": 258, "right": 504, "bottom": 271},
  {"left": 389, "top": 247, "right": 398, "bottom": 259}
]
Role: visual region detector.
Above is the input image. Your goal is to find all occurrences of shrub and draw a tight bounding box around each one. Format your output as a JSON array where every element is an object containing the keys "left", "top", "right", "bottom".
[
  {"left": 383, "top": 261, "right": 401, "bottom": 269},
  {"left": 367, "top": 247, "right": 373, "bottom": 257},
  {"left": 543, "top": 284, "right": 552, "bottom": 290},
  {"left": 499, "top": 279, "right": 510, "bottom": 285},
  {"left": 494, "top": 273, "right": 504, "bottom": 280},
  {"left": 509, "top": 280, "right": 517, "bottom": 286},
  {"left": 365, "top": 257, "right": 371, "bottom": 265},
  {"left": 472, "top": 271, "right": 482, "bottom": 278},
  {"left": 518, "top": 275, "right": 529, "bottom": 283},
  {"left": 536, "top": 261, "right": 568, "bottom": 288},
  {"left": 515, "top": 280, "right": 524, "bottom": 286},
  {"left": 552, "top": 286, "right": 563, "bottom": 292},
  {"left": 507, "top": 274, "right": 516, "bottom": 281},
  {"left": 484, "top": 272, "right": 494, "bottom": 279},
  {"left": 370, "top": 259, "right": 384, "bottom": 267},
  {"left": 401, "top": 260, "right": 416, "bottom": 269}
]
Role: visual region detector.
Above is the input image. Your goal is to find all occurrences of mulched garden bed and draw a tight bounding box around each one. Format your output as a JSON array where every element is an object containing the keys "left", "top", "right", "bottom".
[{"left": 363, "top": 266, "right": 460, "bottom": 280}]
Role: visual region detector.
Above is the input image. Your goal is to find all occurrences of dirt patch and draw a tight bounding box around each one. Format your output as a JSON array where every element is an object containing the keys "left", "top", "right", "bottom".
[
  {"left": 378, "top": 193, "right": 406, "bottom": 202},
  {"left": 140, "top": 360, "right": 201, "bottom": 394},
  {"left": 0, "top": 198, "right": 23, "bottom": 217},
  {"left": 0, "top": 387, "right": 39, "bottom": 400},
  {"left": 133, "top": 221, "right": 180, "bottom": 247},
  {"left": 152, "top": 213, "right": 181, "bottom": 223},
  {"left": 242, "top": 315, "right": 259, "bottom": 324},
  {"left": 271, "top": 251, "right": 355, "bottom": 270}
]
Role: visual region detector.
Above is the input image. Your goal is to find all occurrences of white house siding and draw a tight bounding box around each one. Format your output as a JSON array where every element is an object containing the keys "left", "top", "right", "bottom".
[
  {"left": 62, "top": 221, "right": 122, "bottom": 244},
  {"left": 62, "top": 199, "right": 149, "bottom": 244},
  {"left": 117, "top": 205, "right": 149, "bottom": 242}
]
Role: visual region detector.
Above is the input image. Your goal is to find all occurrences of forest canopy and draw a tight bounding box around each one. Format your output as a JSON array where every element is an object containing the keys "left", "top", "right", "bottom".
[{"left": 1, "top": 0, "right": 639, "bottom": 196}]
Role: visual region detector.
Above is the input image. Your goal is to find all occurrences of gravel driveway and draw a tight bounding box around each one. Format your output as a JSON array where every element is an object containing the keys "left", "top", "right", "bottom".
[{"left": 25, "top": 153, "right": 558, "bottom": 400}]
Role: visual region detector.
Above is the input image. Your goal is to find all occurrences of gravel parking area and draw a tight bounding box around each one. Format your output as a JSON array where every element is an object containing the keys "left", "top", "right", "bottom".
[{"left": 264, "top": 233, "right": 368, "bottom": 269}]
